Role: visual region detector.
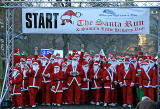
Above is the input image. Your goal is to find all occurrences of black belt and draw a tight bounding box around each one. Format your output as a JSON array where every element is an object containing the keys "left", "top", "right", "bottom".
[
  {"left": 54, "top": 79, "right": 63, "bottom": 81},
  {"left": 23, "top": 79, "right": 29, "bottom": 80},
  {"left": 143, "top": 79, "right": 151, "bottom": 81}
]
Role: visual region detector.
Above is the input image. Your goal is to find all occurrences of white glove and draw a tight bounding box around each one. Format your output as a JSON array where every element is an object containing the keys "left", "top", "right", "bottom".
[
  {"left": 130, "top": 83, "right": 134, "bottom": 87},
  {"left": 114, "top": 81, "right": 118, "bottom": 85},
  {"left": 119, "top": 82, "right": 123, "bottom": 87},
  {"left": 152, "top": 86, "right": 156, "bottom": 88},
  {"left": 139, "top": 86, "right": 143, "bottom": 89}
]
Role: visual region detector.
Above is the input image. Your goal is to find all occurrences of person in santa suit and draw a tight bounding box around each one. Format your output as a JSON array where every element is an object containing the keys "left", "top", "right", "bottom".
[
  {"left": 61, "top": 61, "right": 69, "bottom": 104},
  {"left": 54, "top": 53, "right": 63, "bottom": 65},
  {"left": 19, "top": 57, "right": 26, "bottom": 71},
  {"left": 21, "top": 64, "right": 30, "bottom": 107},
  {"left": 40, "top": 55, "right": 52, "bottom": 106},
  {"left": 28, "top": 60, "right": 42, "bottom": 108},
  {"left": 9, "top": 66, "right": 23, "bottom": 109},
  {"left": 80, "top": 60, "right": 90, "bottom": 104},
  {"left": 118, "top": 58, "right": 136, "bottom": 108},
  {"left": 139, "top": 61, "right": 157, "bottom": 101},
  {"left": 102, "top": 64, "right": 117, "bottom": 107},
  {"left": 26, "top": 56, "right": 32, "bottom": 67},
  {"left": 89, "top": 61, "right": 103, "bottom": 106},
  {"left": 50, "top": 62, "right": 64, "bottom": 106},
  {"left": 10, "top": 48, "right": 22, "bottom": 67},
  {"left": 66, "top": 56, "right": 83, "bottom": 104},
  {"left": 84, "top": 52, "right": 92, "bottom": 68}
]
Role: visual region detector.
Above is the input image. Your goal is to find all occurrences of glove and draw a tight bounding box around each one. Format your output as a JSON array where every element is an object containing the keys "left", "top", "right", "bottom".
[
  {"left": 130, "top": 83, "right": 134, "bottom": 87},
  {"left": 152, "top": 86, "right": 156, "bottom": 88},
  {"left": 114, "top": 81, "right": 118, "bottom": 85},
  {"left": 119, "top": 82, "right": 123, "bottom": 87},
  {"left": 139, "top": 86, "right": 143, "bottom": 89}
]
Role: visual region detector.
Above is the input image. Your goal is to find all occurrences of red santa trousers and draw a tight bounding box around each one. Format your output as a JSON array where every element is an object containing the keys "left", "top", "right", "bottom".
[
  {"left": 122, "top": 86, "right": 133, "bottom": 105},
  {"left": 67, "top": 81, "right": 81, "bottom": 104},
  {"left": 104, "top": 88, "right": 115, "bottom": 103},
  {"left": 41, "top": 82, "right": 51, "bottom": 104},
  {"left": 91, "top": 89, "right": 101, "bottom": 102},
  {"left": 143, "top": 87, "right": 154, "bottom": 101},
  {"left": 80, "top": 90, "right": 89, "bottom": 103},
  {"left": 12, "top": 94, "right": 23, "bottom": 107},
  {"left": 22, "top": 91, "right": 29, "bottom": 106},
  {"left": 54, "top": 92, "right": 63, "bottom": 105},
  {"left": 29, "top": 87, "right": 38, "bottom": 106},
  {"left": 63, "top": 89, "right": 69, "bottom": 103}
]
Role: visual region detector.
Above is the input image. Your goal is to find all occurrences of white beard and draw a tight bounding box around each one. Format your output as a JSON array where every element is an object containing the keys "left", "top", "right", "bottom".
[
  {"left": 51, "top": 60, "right": 55, "bottom": 64},
  {"left": 111, "top": 61, "right": 117, "bottom": 68},
  {"left": 132, "top": 62, "right": 137, "bottom": 69},
  {"left": 42, "top": 60, "right": 47, "bottom": 67},
  {"left": 93, "top": 66, "right": 99, "bottom": 73},
  {"left": 94, "top": 57, "right": 100, "bottom": 61},
  {"left": 26, "top": 60, "right": 32, "bottom": 65},
  {"left": 72, "top": 61, "right": 78, "bottom": 67},
  {"left": 67, "top": 61, "right": 71, "bottom": 66},
  {"left": 142, "top": 65, "right": 150, "bottom": 73},
  {"left": 149, "top": 63, "right": 155, "bottom": 68},
  {"left": 85, "top": 56, "right": 90, "bottom": 62},
  {"left": 12, "top": 70, "right": 18, "bottom": 77},
  {"left": 83, "top": 66, "right": 89, "bottom": 74},
  {"left": 33, "top": 65, "right": 39, "bottom": 72},
  {"left": 62, "top": 67, "right": 67, "bottom": 73},
  {"left": 23, "top": 70, "right": 27, "bottom": 77},
  {"left": 54, "top": 67, "right": 60, "bottom": 74},
  {"left": 124, "top": 64, "right": 130, "bottom": 71},
  {"left": 20, "top": 63, "right": 24, "bottom": 69},
  {"left": 55, "top": 59, "right": 62, "bottom": 65}
]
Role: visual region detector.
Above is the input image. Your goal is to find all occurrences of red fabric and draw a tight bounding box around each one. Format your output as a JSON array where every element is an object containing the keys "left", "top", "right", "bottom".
[
  {"left": 122, "top": 86, "right": 133, "bottom": 104},
  {"left": 118, "top": 63, "right": 136, "bottom": 85},
  {"left": 144, "top": 87, "right": 154, "bottom": 101},
  {"left": 139, "top": 68, "right": 157, "bottom": 87},
  {"left": 41, "top": 83, "right": 52, "bottom": 104},
  {"left": 104, "top": 88, "right": 115, "bottom": 103},
  {"left": 80, "top": 90, "right": 88, "bottom": 103},
  {"left": 29, "top": 87, "right": 38, "bottom": 106},
  {"left": 55, "top": 92, "right": 63, "bottom": 105},
  {"left": 91, "top": 89, "right": 101, "bottom": 102},
  {"left": 12, "top": 94, "right": 23, "bottom": 107},
  {"left": 22, "top": 91, "right": 29, "bottom": 106},
  {"left": 67, "top": 81, "right": 81, "bottom": 104}
]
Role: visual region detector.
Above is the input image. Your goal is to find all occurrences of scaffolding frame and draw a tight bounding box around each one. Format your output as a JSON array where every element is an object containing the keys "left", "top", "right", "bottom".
[{"left": 0, "top": 0, "right": 160, "bottom": 104}]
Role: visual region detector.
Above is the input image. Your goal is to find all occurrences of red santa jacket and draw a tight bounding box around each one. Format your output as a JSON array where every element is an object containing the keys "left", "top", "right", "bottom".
[
  {"left": 102, "top": 68, "right": 117, "bottom": 90},
  {"left": 118, "top": 63, "right": 136, "bottom": 86},
  {"left": 42, "top": 62, "right": 52, "bottom": 83},
  {"left": 28, "top": 68, "right": 42, "bottom": 89},
  {"left": 139, "top": 67, "right": 157, "bottom": 87},
  {"left": 9, "top": 72, "right": 23, "bottom": 96},
  {"left": 21, "top": 69, "right": 29, "bottom": 91},
  {"left": 66, "top": 64, "right": 83, "bottom": 87},
  {"left": 90, "top": 68, "right": 103, "bottom": 89},
  {"left": 81, "top": 69, "right": 90, "bottom": 90},
  {"left": 62, "top": 66, "right": 68, "bottom": 90},
  {"left": 51, "top": 70, "right": 63, "bottom": 93}
]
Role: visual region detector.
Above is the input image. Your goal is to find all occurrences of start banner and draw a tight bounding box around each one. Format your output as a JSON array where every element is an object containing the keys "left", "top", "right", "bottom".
[{"left": 22, "top": 8, "right": 150, "bottom": 34}]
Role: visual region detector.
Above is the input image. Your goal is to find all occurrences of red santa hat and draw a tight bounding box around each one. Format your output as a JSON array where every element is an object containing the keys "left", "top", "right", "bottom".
[
  {"left": 50, "top": 55, "right": 55, "bottom": 60},
  {"left": 72, "top": 56, "right": 78, "bottom": 60},
  {"left": 142, "top": 61, "right": 149, "bottom": 65},
  {"left": 138, "top": 51, "right": 143, "bottom": 56},
  {"left": 63, "top": 10, "right": 81, "bottom": 18},
  {"left": 20, "top": 57, "right": 26, "bottom": 62},
  {"left": 62, "top": 61, "right": 67, "bottom": 66},
  {"left": 85, "top": 52, "right": 90, "bottom": 56},
  {"left": 72, "top": 49, "right": 77, "bottom": 53},
  {"left": 111, "top": 57, "right": 116, "bottom": 61},
  {"left": 14, "top": 48, "right": 19, "bottom": 53},
  {"left": 95, "top": 54, "right": 100, "bottom": 57},
  {"left": 31, "top": 56, "right": 35, "bottom": 60},
  {"left": 94, "top": 61, "right": 99, "bottom": 65},
  {"left": 56, "top": 53, "right": 60, "bottom": 58},
  {"left": 68, "top": 56, "right": 72, "bottom": 60},
  {"left": 53, "top": 62, "right": 60, "bottom": 68},
  {"left": 82, "top": 60, "right": 89, "bottom": 66},
  {"left": 13, "top": 66, "right": 21, "bottom": 73},
  {"left": 74, "top": 53, "right": 79, "bottom": 57},
  {"left": 27, "top": 56, "right": 32, "bottom": 60},
  {"left": 32, "top": 60, "right": 39, "bottom": 65},
  {"left": 131, "top": 56, "right": 137, "bottom": 61},
  {"left": 124, "top": 58, "right": 130, "bottom": 63},
  {"left": 109, "top": 53, "right": 114, "bottom": 57}
]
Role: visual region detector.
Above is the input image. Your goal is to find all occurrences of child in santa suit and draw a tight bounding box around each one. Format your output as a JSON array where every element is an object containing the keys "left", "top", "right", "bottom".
[
  {"left": 139, "top": 61, "right": 157, "bottom": 101},
  {"left": 90, "top": 61, "right": 103, "bottom": 106},
  {"left": 21, "top": 64, "right": 30, "bottom": 107},
  {"left": 118, "top": 58, "right": 136, "bottom": 108},
  {"left": 80, "top": 61, "right": 90, "bottom": 104},
  {"left": 102, "top": 65, "right": 117, "bottom": 107},
  {"left": 50, "top": 62, "right": 63, "bottom": 106},
  {"left": 28, "top": 60, "right": 42, "bottom": 108},
  {"left": 9, "top": 66, "right": 23, "bottom": 109}
]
